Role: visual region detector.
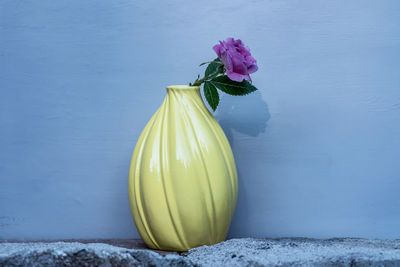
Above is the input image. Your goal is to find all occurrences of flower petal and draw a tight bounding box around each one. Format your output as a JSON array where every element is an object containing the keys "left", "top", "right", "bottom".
[
  {"left": 226, "top": 70, "right": 245, "bottom": 82},
  {"left": 212, "top": 44, "right": 222, "bottom": 58},
  {"left": 247, "top": 64, "right": 258, "bottom": 74},
  {"left": 220, "top": 49, "right": 233, "bottom": 71},
  {"left": 230, "top": 53, "right": 247, "bottom": 75}
]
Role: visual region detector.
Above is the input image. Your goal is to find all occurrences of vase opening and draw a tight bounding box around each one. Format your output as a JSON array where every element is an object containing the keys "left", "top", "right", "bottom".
[{"left": 167, "top": 85, "right": 200, "bottom": 91}]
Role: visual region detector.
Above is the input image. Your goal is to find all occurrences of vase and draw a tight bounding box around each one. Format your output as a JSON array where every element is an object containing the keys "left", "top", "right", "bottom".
[{"left": 128, "top": 85, "right": 238, "bottom": 251}]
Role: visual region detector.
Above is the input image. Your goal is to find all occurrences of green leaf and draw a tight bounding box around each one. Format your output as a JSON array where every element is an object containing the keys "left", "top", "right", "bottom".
[
  {"left": 205, "top": 58, "right": 223, "bottom": 77},
  {"left": 203, "top": 81, "right": 220, "bottom": 111},
  {"left": 199, "top": 61, "right": 210, "bottom": 66},
  {"left": 210, "top": 75, "right": 258, "bottom": 96}
]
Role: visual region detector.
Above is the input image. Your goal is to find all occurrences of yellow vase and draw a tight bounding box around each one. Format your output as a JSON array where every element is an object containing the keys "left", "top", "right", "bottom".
[{"left": 128, "top": 85, "right": 238, "bottom": 251}]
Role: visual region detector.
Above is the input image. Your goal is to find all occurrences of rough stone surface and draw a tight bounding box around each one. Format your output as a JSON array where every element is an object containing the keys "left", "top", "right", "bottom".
[
  {"left": 1, "top": 238, "right": 400, "bottom": 266},
  {"left": 187, "top": 238, "right": 400, "bottom": 266},
  {"left": 0, "top": 242, "right": 191, "bottom": 267}
]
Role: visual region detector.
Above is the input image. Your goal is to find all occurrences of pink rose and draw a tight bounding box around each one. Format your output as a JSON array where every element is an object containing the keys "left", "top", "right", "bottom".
[{"left": 213, "top": 38, "right": 258, "bottom": 82}]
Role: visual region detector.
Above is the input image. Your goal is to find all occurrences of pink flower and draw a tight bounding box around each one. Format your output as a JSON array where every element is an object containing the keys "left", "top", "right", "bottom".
[{"left": 213, "top": 38, "right": 258, "bottom": 82}]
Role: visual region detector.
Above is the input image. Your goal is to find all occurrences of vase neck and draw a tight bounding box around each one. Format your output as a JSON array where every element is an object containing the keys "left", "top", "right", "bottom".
[
  {"left": 165, "top": 85, "right": 210, "bottom": 114},
  {"left": 166, "top": 85, "right": 201, "bottom": 97}
]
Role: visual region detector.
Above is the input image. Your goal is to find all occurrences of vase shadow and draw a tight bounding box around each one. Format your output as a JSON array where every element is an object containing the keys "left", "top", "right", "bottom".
[
  {"left": 215, "top": 90, "right": 270, "bottom": 142},
  {"left": 214, "top": 90, "right": 270, "bottom": 237}
]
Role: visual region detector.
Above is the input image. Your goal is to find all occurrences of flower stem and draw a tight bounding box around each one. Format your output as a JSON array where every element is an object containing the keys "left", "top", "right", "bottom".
[{"left": 192, "top": 69, "right": 221, "bottom": 86}]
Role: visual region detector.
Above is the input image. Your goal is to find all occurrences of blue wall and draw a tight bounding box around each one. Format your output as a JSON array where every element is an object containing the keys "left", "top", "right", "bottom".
[{"left": 1, "top": 0, "right": 400, "bottom": 239}]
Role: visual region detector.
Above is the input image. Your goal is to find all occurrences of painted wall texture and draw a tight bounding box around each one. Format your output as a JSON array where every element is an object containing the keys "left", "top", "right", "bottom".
[{"left": 1, "top": 0, "right": 400, "bottom": 239}]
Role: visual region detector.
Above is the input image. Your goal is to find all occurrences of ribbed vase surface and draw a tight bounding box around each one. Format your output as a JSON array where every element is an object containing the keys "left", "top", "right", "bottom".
[{"left": 128, "top": 85, "right": 238, "bottom": 251}]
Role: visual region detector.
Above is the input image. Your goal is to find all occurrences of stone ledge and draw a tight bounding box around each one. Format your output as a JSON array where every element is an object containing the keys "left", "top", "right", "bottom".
[
  {"left": 1, "top": 238, "right": 400, "bottom": 266},
  {"left": 0, "top": 242, "right": 189, "bottom": 267}
]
